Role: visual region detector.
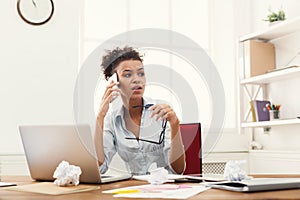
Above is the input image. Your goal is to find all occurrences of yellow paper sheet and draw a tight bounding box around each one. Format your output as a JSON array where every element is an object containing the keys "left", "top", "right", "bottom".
[{"left": 6, "top": 182, "right": 100, "bottom": 195}]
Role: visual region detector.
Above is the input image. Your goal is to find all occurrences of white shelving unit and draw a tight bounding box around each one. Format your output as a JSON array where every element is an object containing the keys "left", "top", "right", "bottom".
[
  {"left": 240, "top": 66, "right": 300, "bottom": 85},
  {"left": 241, "top": 118, "right": 300, "bottom": 128},
  {"left": 240, "top": 16, "right": 300, "bottom": 42},
  {"left": 239, "top": 17, "right": 300, "bottom": 129}
]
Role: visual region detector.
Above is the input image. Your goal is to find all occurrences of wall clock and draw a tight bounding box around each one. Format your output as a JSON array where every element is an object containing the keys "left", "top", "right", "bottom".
[{"left": 17, "top": 0, "right": 54, "bottom": 26}]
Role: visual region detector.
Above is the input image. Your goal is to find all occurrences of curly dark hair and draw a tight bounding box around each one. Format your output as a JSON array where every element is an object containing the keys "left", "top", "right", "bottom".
[{"left": 101, "top": 46, "right": 143, "bottom": 80}]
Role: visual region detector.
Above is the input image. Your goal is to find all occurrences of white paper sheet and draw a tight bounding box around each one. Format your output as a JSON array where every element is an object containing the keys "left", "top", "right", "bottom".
[
  {"left": 103, "top": 184, "right": 210, "bottom": 199},
  {"left": 133, "top": 174, "right": 225, "bottom": 182}
]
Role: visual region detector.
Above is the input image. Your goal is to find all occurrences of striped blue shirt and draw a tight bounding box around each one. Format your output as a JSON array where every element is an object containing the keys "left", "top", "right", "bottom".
[{"left": 99, "top": 97, "right": 176, "bottom": 175}]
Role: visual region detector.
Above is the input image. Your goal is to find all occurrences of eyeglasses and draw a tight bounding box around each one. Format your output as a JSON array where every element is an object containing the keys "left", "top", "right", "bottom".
[{"left": 125, "top": 104, "right": 167, "bottom": 145}]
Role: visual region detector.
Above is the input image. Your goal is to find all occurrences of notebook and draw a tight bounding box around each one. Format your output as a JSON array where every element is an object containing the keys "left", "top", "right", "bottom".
[
  {"left": 252, "top": 100, "right": 271, "bottom": 121},
  {"left": 19, "top": 124, "right": 131, "bottom": 184},
  {"left": 207, "top": 178, "right": 300, "bottom": 192}
]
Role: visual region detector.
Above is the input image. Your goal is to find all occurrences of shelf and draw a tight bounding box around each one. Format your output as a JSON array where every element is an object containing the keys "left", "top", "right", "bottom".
[
  {"left": 249, "top": 150, "right": 300, "bottom": 155},
  {"left": 239, "top": 16, "right": 300, "bottom": 42},
  {"left": 240, "top": 66, "right": 300, "bottom": 84},
  {"left": 241, "top": 118, "right": 300, "bottom": 128}
]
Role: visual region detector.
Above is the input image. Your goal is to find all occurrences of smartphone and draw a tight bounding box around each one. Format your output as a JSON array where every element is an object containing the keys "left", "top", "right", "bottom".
[
  {"left": 108, "top": 72, "right": 118, "bottom": 83},
  {"left": 108, "top": 73, "right": 119, "bottom": 102}
]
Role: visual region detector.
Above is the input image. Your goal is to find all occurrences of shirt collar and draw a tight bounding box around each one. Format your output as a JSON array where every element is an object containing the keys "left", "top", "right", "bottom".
[{"left": 114, "top": 97, "right": 153, "bottom": 121}]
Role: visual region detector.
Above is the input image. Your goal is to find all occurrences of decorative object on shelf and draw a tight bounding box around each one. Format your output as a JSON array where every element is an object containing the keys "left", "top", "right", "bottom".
[
  {"left": 266, "top": 103, "right": 281, "bottom": 120},
  {"left": 17, "top": 0, "right": 54, "bottom": 26},
  {"left": 269, "top": 110, "right": 280, "bottom": 120},
  {"left": 263, "top": 8, "right": 286, "bottom": 25},
  {"left": 250, "top": 141, "right": 263, "bottom": 150},
  {"left": 243, "top": 40, "right": 275, "bottom": 78}
]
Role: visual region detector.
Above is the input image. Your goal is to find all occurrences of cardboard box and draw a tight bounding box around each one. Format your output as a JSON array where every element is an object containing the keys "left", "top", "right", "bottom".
[{"left": 243, "top": 40, "right": 275, "bottom": 78}]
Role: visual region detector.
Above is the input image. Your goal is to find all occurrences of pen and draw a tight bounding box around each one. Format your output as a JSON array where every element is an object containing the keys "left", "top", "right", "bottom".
[
  {"left": 265, "top": 104, "right": 272, "bottom": 110},
  {"left": 277, "top": 105, "right": 281, "bottom": 111},
  {"left": 113, "top": 189, "right": 140, "bottom": 194}
]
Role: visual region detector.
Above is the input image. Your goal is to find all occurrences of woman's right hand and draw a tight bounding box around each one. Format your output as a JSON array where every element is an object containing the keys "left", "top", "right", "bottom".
[{"left": 97, "top": 81, "right": 120, "bottom": 122}]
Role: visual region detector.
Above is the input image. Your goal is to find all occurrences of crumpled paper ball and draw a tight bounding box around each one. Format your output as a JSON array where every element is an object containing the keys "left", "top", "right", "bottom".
[
  {"left": 224, "top": 160, "right": 251, "bottom": 181},
  {"left": 53, "top": 160, "right": 82, "bottom": 186},
  {"left": 147, "top": 163, "right": 168, "bottom": 185}
]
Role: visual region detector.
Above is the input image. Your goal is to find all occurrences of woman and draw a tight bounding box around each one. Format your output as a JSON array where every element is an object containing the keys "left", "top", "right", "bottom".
[{"left": 94, "top": 46, "right": 185, "bottom": 175}]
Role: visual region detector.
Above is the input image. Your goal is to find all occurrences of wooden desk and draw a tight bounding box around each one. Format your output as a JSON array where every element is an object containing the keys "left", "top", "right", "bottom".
[{"left": 1, "top": 175, "right": 300, "bottom": 200}]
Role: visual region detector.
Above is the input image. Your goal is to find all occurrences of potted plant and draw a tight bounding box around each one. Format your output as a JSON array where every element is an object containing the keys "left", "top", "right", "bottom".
[{"left": 264, "top": 8, "right": 286, "bottom": 24}]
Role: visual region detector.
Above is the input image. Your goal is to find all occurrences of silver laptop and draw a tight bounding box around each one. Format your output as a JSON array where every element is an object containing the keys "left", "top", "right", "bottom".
[
  {"left": 19, "top": 124, "right": 131, "bottom": 184},
  {"left": 208, "top": 178, "right": 300, "bottom": 192}
]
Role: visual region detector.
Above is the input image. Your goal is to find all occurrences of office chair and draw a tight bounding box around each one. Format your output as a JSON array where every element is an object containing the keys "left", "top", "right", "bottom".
[{"left": 180, "top": 123, "right": 202, "bottom": 175}]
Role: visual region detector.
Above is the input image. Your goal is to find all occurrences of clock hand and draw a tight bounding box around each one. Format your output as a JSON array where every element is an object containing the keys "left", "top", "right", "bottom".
[{"left": 32, "top": 0, "right": 37, "bottom": 7}]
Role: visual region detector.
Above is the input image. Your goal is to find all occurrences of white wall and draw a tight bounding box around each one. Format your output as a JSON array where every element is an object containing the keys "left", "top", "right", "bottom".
[
  {"left": 0, "top": 0, "right": 80, "bottom": 156},
  {"left": 206, "top": 0, "right": 249, "bottom": 154}
]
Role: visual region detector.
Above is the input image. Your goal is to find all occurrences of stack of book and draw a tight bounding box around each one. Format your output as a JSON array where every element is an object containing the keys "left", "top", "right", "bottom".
[{"left": 250, "top": 100, "right": 271, "bottom": 122}]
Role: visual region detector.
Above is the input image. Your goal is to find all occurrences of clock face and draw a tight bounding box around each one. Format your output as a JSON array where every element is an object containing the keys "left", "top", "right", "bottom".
[{"left": 17, "top": 0, "right": 54, "bottom": 25}]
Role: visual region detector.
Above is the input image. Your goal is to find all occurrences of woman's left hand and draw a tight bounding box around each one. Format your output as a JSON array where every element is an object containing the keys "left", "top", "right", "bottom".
[{"left": 148, "top": 104, "right": 180, "bottom": 128}]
